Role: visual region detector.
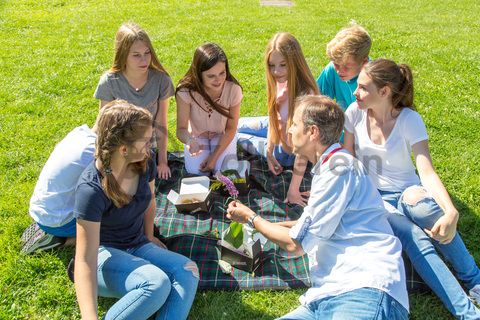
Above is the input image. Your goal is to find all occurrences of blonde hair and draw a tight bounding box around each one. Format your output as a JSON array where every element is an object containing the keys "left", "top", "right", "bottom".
[
  {"left": 265, "top": 32, "right": 319, "bottom": 146},
  {"left": 326, "top": 23, "right": 371, "bottom": 64},
  {"left": 109, "top": 22, "right": 168, "bottom": 75},
  {"left": 95, "top": 100, "right": 153, "bottom": 207}
]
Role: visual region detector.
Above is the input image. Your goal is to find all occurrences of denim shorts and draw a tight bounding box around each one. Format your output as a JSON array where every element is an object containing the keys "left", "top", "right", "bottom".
[{"left": 37, "top": 218, "right": 76, "bottom": 237}]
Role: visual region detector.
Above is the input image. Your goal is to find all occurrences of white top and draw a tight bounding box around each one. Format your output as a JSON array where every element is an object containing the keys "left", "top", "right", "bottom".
[
  {"left": 344, "top": 103, "right": 429, "bottom": 192},
  {"left": 276, "top": 81, "right": 289, "bottom": 122},
  {"left": 275, "top": 81, "right": 290, "bottom": 146},
  {"left": 29, "top": 125, "right": 96, "bottom": 227},
  {"left": 289, "top": 144, "right": 409, "bottom": 311}
]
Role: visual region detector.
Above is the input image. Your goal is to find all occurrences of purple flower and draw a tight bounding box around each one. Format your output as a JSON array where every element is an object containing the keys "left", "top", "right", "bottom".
[{"left": 215, "top": 171, "right": 239, "bottom": 198}]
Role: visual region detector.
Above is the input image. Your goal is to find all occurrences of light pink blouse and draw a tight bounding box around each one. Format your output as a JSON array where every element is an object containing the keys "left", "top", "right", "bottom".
[{"left": 176, "top": 81, "right": 243, "bottom": 137}]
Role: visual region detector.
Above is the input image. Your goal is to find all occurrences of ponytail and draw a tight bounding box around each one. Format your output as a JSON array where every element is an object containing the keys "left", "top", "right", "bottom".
[{"left": 396, "top": 64, "right": 414, "bottom": 110}]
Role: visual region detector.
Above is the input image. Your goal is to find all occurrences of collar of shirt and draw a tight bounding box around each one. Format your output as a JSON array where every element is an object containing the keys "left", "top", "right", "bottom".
[{"left": 311, "top": 143, "right": 342, "bottom": 175}]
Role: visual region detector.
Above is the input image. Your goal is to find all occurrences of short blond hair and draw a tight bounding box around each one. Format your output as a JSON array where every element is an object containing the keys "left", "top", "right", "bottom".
[{"left": 326, "top": 23, "right": 371, "bottom": 63}]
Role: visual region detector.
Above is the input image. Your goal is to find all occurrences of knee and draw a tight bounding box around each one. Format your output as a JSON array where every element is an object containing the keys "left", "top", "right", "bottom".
[
  {"left": 183, "top": 260, "right": 200, "bottom": 280},
  {"left": 402, "top": 186, "right": 427, "bottom": 206},
  {"left": 401, "top": 186, "right": 443, "bottom": 228},
  {"left": 138, "top": 265, "right": 172, "bottom": 300}
]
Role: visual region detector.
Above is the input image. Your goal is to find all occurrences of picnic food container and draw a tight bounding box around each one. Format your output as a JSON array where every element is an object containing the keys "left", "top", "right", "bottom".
[
  {"left": 167, "top": 176, "right": 213, "bottom": 213},
  {"left": 217, "top": 227, "right": 262, "bottom": 273}
]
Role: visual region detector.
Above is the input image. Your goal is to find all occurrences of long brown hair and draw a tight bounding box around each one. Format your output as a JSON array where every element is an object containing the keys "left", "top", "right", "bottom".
[
  {"left": 363, "top": 58, "right": 415, "bottom": 111},
  {"left": 176, "top": 42, "right": 240, "bottom": 119},
  {"left": 109, "top": 22, "right": 168, "bottom": 75},
  {"left": 265, "top": 32, "right": 319, "bottom": 145},
  {"left": 95, "top": 100, "right": 153, "bottom": 207}
]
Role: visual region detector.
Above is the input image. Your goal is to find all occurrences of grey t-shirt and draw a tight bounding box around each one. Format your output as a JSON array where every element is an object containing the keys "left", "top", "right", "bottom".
[{"left": 94, "top": 69, "right": 174, "bottom": 118}]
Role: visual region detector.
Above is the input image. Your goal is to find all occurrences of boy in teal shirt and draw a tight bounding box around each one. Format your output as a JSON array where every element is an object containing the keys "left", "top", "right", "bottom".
[{"left": 317, "top": 23, "right": 371, "bottom": 111}]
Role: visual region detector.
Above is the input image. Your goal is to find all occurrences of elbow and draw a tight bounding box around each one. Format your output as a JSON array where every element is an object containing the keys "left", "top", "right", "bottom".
[
  {"left": 176, "top": 129, "right": 184, "bottom": 141},
  {"left": 224, "top": 125, "right": 237, "bottom": 137},
  {"left": 284, "top": 243, "right": 297, "bottom": 253},
  {"left": 284, "top": 242, "right": 304, "bottom": 256}
]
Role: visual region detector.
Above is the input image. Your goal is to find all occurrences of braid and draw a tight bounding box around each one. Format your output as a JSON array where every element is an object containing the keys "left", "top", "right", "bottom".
[
  {"left": 95, "top": 100, "right": 152, "bottom": 208},
  {"left": 98, "top": 133, "right": 131, "bottom": 208}
]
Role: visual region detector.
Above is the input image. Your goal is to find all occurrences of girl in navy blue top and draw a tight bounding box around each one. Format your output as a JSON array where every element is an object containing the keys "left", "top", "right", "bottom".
[{"left": 74, "top": 100, "right": 198, "bottom": 320}]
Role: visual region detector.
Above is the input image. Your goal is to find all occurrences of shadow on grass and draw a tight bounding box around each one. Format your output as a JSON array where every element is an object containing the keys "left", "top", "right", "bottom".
[
  {"left": 189, "top": 289, "right": 277, "bottom": 320},
  {"left": 452, "top": 194, "right": 480, "bottom": 259},
  {"left": 407, "top": 193, "right": 480, "bottom": 319}
]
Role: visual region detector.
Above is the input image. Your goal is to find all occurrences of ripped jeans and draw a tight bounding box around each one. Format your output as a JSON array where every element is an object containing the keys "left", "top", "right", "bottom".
[
  {"left": 97, "top": 242, "right": 199, "bottom": 320},
  {"left": 381, "top": 186, "right": 480, "bottom": 319}
]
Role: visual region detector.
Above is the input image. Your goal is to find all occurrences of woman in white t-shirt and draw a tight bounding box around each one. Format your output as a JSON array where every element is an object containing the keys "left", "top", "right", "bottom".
[{"left": 344, "top": 58, "right": 480, "bottom": 318}]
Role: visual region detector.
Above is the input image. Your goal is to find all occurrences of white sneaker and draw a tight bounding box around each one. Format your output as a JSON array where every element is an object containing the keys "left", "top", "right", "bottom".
[{"left": 469, "top": 284, "right": 480, "bottom": 305}]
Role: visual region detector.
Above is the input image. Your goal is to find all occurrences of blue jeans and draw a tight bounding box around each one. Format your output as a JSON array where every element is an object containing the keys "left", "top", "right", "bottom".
[
  {"left": 97, "top": 242, "right": 199, "bottom": 320},
  {"left": 237, "top": 116, "right": 295, "bottom": 167},
  {"left": 380, "top": 188, "right": 480, "bottom": 319},
  {"left": 277, "top": 288, "right": 408, "bottom": 320},
  {"left": 38, "top": 218, "right": 76, "bottom": 237}
]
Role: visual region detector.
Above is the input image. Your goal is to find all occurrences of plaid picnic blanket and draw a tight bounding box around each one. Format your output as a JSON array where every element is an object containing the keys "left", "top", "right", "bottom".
[
  {"left": 154, "top": 152, "right": 312, "bottom": 290},
  {"left": 154, "top": 152, "right": 428, "bottom": 293}
]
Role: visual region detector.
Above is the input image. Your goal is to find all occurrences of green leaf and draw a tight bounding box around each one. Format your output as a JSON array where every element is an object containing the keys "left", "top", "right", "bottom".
[{"left": 223, "top": 222, "right": 244, "bottom": 249}]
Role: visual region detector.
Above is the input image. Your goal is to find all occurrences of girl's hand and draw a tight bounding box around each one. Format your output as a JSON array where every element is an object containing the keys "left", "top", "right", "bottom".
[
  {"left": 149, "top": 236, "right": 168, "bottom": 249},
  {"left": 187, "top": 138, "right": 203, "bottom": 156},
  {"left": 157, "top": 162, "right": 171, "bottom": 180},
  {"left": 284, "top": 189, "right": 310, "bottom": 207},
  {"left": 424, "top": 213, "right": 458, "bottom": 244},
  {"left": 199, "top": 155, "right": 216, "bottom": 172},
  {"left": 267, "top": 153, "right": 283, "bottom": 175}
]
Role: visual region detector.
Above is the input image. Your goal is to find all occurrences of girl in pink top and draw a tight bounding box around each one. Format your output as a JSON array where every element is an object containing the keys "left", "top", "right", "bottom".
[
  {"left": 176, "top": 43, "right": 243, "bottom": 175},
  {"left": 238, "top": 33, "right": 319, "bottom": 206}
]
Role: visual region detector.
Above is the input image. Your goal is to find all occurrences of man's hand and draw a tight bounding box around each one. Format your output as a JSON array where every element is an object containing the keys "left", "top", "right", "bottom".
[{"left": 226, "top": 201, "right": 256, "bottom": 224}]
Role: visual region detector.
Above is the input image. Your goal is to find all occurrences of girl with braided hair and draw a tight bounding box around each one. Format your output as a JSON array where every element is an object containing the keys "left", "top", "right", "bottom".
[
  {"left": 344, "top": 58, "right": 480, "bottom": 318},
  {"left": 74, "top": 100, "right": 198, "bottom": 320}
]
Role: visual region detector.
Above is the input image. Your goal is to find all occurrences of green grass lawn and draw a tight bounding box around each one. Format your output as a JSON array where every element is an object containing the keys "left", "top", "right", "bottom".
[{"left": 1, "top": 0, "right": 479, "bottom": 319}]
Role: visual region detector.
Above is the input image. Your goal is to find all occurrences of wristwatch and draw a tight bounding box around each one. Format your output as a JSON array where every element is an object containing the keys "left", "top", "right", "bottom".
[{"left": 247, "top": 214, "right": 259, "bottom": 228}]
